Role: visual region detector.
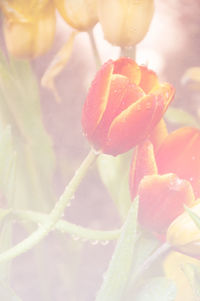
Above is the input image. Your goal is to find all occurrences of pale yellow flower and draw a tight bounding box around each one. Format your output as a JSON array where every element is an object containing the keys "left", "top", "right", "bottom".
[
  {"left": 1, "top": 0, "right": 56, "bottom": 58},
  {"left": 54, "top": 0, "right": 98, "bottom": 31},
  {"left": 98, "top": 0, "right": 154, "bottom": 47}
]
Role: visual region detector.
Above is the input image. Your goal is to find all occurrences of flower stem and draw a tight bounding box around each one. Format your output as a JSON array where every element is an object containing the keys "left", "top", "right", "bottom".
[
  {"left": 88, "top": 29, "right": 102, "bottom": 69},
  {"left": 13, "top": 209, "right": 121, "bottom": 242},
  {"left": 0, "top": 149, "right": 97, "bottom": 264},
  {"left": 133, "top": 242, "right": 171, "bottom": 282},
  {"left": 120, "top": 46, "right": 136, "bottom": 60}
]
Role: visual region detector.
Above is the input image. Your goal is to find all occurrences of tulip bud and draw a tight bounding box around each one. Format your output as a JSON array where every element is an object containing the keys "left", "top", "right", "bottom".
[
  {"left": 1, "top": 1, "right": 56, "bottom": 59},
  {"left": 167, "top": 203, "right": 200, "bottom": 257},
  {"left": 54, "top": 0, "right": 98, "bottom": 31},
  {"left": 82, "top": 57, "right": 174, "bottom": 156},
  {"left": 137, "top": 173, "right": 195, "bottom": 235},
  {"left": 98, "top": 0, "right": 154, "bottom": 47}
]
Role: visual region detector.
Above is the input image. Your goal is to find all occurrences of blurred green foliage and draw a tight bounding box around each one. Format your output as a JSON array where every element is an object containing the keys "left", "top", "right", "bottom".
[{"left": 0, "top": 50, "right": 56, "bottom": 211}]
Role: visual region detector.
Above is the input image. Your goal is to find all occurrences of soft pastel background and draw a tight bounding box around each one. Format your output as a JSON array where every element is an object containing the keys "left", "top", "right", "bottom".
[{"left": 0, "top": 1, "right": 200, "bottom": 300}]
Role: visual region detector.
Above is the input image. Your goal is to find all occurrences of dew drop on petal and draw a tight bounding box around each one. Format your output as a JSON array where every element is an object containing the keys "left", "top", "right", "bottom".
[{"left": 145, "top": 102, "right": 152, "bottom": 109}]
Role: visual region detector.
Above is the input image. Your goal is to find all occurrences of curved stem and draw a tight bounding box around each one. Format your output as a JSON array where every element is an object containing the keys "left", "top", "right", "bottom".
[
  {"left": 0, "top": 149, "right": 97, "bottom": 264},
  {"left": 13, "top": 209, "right": 121, "bottom": 242},
  {"left": 88, "top": 29, "right": 102, "bottom": 69}
]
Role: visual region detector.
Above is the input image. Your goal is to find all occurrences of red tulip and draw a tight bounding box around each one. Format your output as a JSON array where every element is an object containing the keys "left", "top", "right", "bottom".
[
  {"left": 138, "top": 174, "right": 195, "bottom": 235},
  {"left": 129, "top": 127, "right": 200, "bottom": 235},
  {"left": 82, "top": 58, "right": 174, "bottom": 155}
]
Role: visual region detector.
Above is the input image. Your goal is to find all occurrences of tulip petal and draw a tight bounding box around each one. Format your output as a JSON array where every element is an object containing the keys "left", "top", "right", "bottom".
[
  {"left": 156, "top": 127, "right": 200, "bottom": 197},
  {"left": 113, "top": 57, "right": 141, "bottom": 85},
  {"left": 139, "top": 65, "right": 159, "bottom": 93},
  {"left": 152, "top": 82, "right": 175, "bottom": 110},
  {"left": 138, "top": 174, "right": 195, "bottom": 235},
  {"left": 92, "top": 75, "right": 144, "bottom": 149},
  {"left": 82, "top": 60, "right": 114, "bottom": 140},
  {"left": 150, "top": 119, "right": 168, "bottom": 151},
  {"left": 104, "top": 93, "right": 166, "bottom": 155},
  {"left": 129, "top": 140, "right": 158, "bottom": 199}
]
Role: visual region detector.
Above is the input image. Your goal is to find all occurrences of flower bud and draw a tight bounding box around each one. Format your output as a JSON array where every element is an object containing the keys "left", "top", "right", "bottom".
[
  {"left": 98, "top": 0, "right": 154, "bottom": 47},
  {"left": 1, "top": 1, "right": 56, "bottom": 59},
  {"left": 82, "top": 58, "right": 174, "bottom": 156},
  {"left": 137, "top": 174, "right": 195, "bottom": 235},
  {"left": 167, "top": 203, "right": 200, "bottom": 257},
  {"left": 54, "top": 0, "right": 98, "bottom": 31}
]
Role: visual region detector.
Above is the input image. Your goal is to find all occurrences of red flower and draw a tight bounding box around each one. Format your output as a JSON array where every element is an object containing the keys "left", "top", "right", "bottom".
[
  {"left": 82, "top": 58, "right": 174, "bottom": 155},
  {"left": 129, "top": 127, "right": 200, "bottom": 235}
]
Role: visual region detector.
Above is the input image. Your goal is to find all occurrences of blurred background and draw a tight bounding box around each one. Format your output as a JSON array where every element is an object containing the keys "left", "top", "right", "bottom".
[{"left": 0, "top": 0, "right": 200, "bottom": 300}]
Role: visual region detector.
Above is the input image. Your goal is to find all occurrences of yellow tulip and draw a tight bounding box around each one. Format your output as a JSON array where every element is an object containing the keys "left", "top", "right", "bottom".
[
  {"left": 54, "top": 0, "right": 98, "bottom": 31},
  {"left": 167, "top": 203, "right": 200, "bottom": 258},
  {"left": 164, "top": 251, "right": 200, "bottom": 301},
  {"left": 98, "top": 0, "right": 154, "bottom": 47},
  {"left": 1, "top": 0, "right": 56, "bottom": 59}
]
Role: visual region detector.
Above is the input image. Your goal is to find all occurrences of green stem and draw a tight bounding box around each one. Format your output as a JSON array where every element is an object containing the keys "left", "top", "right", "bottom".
[
  {"left": 120, "top": 46, "right": 136, "bottom": 60},
  {"left": 0, "top": 149, "right": 97, "bottom": 264},
  {"left": 13, "top": 209, "right": 121, "bottom": 242},
  {"left": 133, "top": 242, "right": 171, "bottom": 283},
  {"left": 88, "top": 29, "right": 102, "bottom": 69}
]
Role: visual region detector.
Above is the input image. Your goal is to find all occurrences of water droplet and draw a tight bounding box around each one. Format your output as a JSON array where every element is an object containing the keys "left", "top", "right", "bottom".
[
  {"left": 190, "top": 177, "right": 194, "bottom": 182},
  {"left": 72, "top": 234, "right": 80, "bottom": 241},
  {"left": 60, "top": 228, "right": 66, "bottom": 234},
  {"left": 92, "top": 148, "right": 101, "bottom": 155},
  {"left": 145, "top": 102, "right": 151, "bottom": 109},
  {"left": 192, "top": 156, "right": 196, "bottom": 160},
  {"left": 136, "top": 104, "right": 142, "bottom": 111},
  {"left": 100, "top": 240, "right": 109, "bottom": 246},
  {"left": 91, "top": 240, "right": 99, "bottom": 245}
]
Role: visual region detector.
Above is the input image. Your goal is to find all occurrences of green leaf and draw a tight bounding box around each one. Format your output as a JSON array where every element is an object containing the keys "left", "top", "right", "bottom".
[
  {"left": 136, "top": 277, "right": 177, "bottom": 301},
  {"left": 0, "top": 126, "right": 16, "bottom": 280},
  {"left": 182, "top": 263, "right": 200, "bottom": 300},
  {"left": 97, "top": 152, "right": 132, "bottom": 219},
  {"left": 184, "top": 206, "right": 200, "bottom": 230},
  {"left": 95, "top": 197, "right": 138, "bottom": 301},
  {"left": 0, "top": 126, "right": 16, "bottom": 206},
  {"left": 165, "top": 107, "right": 200, "bottom": 128},
  {"left": 0, "top": 51, "right": 56, "bottom": 211},
  {"left": 130, "top": 234, "right": 160, "bottom": 279}
]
